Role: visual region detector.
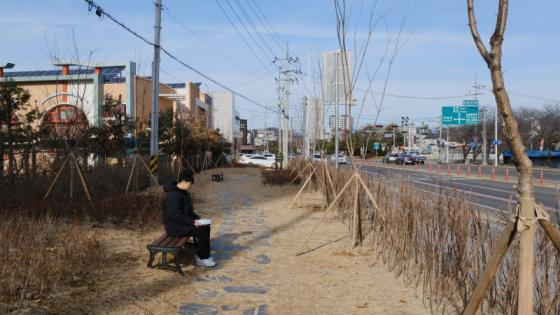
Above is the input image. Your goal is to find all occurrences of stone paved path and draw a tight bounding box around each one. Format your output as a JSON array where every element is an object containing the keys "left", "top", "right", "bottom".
[{"left": 179, "top": 175, "right": 272, "bottom": 315}]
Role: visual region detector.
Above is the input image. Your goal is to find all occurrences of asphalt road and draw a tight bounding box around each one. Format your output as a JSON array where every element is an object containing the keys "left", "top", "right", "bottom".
[
  {"left": 354, "top": 162, "right": 560, "bottom": 216},
  {"left": 423, "top": 161, "right": 560, "bottom": 184}
]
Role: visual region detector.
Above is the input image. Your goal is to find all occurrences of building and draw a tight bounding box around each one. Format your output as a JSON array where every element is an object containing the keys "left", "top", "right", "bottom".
[
  {"left": 240, "top": 119, "right": 248, "bottom": 145},
  {"left": 211, "top": 92, "right": 241, "bottom": 152},
  {"left": 167, "top": 81, "right": 212, "bottom": 127},
  {"left": 328, "top": 114, "right": 353, "bottom": 133},
  {"left": 254, "top": 128, "right": 278, "bottom": 147},
  {"left": 307, "top": 98, "right": 326, "bottom": 141},
  {"left": 2, "top": 61, "right": 177, "bottom": 131}
]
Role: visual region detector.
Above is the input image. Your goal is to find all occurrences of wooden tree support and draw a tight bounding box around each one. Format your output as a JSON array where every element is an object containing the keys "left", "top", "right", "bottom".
[
  {"left": 462, "top": 202, "right": 560, "bottom": 315},
  {"left": 44, "top": 152, "right": 93, "bottom": 205},
  {"left": 287, "top": 166, "right": 318, "bottom": 210},
  {"left": 125, "top": 154, "right": 159, "bottom": 194},
  {"left": 294, "top": 170, "right": 386, "bottom": 256}
]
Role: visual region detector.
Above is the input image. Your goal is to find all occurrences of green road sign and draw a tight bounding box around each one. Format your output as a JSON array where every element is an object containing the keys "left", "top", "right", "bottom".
[
  {"left": 442, "top": 106, "right": 479, "bottom": 125},
  {"left": 463, "top": 99, "right": 479, "bottom": 106}
]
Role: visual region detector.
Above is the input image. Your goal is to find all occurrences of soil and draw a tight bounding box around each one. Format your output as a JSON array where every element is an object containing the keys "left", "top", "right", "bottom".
[{"left": 34, "top": 167, "right": 430, "bottom": 314}]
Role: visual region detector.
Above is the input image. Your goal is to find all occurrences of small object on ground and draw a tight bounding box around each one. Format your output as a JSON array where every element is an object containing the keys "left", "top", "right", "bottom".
[
  {"left": 196, "top": 256, "right": 217, "bottom": 267},
  {"left": 147, "top": 232, "right": 197, "bottom": 276},
  {"left": 211, "top": 173, "right": 224, "bottom": 181},
  {"left": 196, "top": 218, "right": 212, "bottom": 225}
]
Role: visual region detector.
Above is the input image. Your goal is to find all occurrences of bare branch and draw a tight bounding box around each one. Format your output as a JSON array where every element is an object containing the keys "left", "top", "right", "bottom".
[{"left": 466, "top": 0, "right": 492, "bottom": 66}]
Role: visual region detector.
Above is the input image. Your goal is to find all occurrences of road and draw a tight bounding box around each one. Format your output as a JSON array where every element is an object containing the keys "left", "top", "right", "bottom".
[
  {"left": 353, "top": 161, "right": 560, "bottom": 215},
  {"left": 423, "top": 161, "right": 560, "bottom": 184}
]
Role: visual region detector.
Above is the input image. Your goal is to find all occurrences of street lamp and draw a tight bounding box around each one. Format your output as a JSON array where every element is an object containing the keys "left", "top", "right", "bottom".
[{"left": 0, "top": 62, "right": 15, "bottom": 78}]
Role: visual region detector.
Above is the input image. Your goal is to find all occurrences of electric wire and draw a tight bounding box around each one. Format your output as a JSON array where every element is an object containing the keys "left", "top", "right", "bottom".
[
  {"left": 83, "top": 0, "right": 278, "bottom": 114},
  {"left": 215, "top": 0, "right": 275, "bottom": 76},
  {"left": 247, "top": 0, "right": 285, "bottom": 48},
  {"left": 231, "top": 0, "right": 277, "bottom": 58}
]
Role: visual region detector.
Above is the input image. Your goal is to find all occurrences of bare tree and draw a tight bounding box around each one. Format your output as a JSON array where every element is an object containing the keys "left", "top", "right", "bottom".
[{"left": 465, "top": 1, "right": 556, "bottom": 313}]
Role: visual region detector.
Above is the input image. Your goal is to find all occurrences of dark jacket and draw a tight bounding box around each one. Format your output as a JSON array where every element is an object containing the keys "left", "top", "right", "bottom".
[{"left": 162, "top": 181, "right": 200, "bottom": 236}]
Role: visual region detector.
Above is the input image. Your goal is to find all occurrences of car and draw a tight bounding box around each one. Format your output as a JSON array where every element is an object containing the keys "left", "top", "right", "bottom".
[
  {"left": 330, "top": 153, "right": 347, "bottom": 164},
  {"left": 312, "top": 153, "right": 327, "bottom": 163},
  {"left": 237, "top": 155, "right": 276, "bottom": 168},
  {"left": 261, "top": 153, "right": 275, "bottom": 161},
  {"left": 393, "top": 153, "right": 413, "bottom": 165},
  {"left": 383, "top": 153, "right": 399, "bottom": 164},
  {"left": 410, "top": 153, "right": 426, "bottom": 164}
]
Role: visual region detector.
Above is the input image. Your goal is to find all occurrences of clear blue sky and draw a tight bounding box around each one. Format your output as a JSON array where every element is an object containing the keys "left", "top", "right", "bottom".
[{"left": 1, "top": 0, "right": 559, "bottom": 130}]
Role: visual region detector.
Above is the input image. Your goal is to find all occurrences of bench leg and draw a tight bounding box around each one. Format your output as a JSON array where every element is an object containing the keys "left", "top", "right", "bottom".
[
  {"left": 147, "top": 249, "right": 156, "bottom": 268},
  {"left": 161, "top": 252, "right": 168, "bottom": 268},
  {"left": 173, "top": 251, "right": 185, "bottom": 276}
]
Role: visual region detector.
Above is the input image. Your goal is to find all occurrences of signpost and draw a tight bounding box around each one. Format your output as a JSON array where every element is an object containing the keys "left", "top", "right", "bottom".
[{"left": 442, "top": 105, "right": 480, "bottom": 125}]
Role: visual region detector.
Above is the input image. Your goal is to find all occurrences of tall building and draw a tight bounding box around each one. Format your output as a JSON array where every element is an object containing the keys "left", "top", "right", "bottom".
[
  {"left": 211, "top": 92, "right": 241, "bottom": 152},
  {"left": 328, "top": 114, "right": 353, "bottom": 133},
  {"left": 307, "top": 98, "right": 326, "bottom": 141}
]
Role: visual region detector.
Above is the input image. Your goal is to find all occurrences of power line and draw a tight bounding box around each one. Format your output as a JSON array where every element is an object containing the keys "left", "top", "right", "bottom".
[
  {"left": 83, "top": 0, "right": 278, "bottom": 114},
  {"left": 231, "top": 0, "right": 277, "bottom": 57},
  {"left": 215, "top": 0, "right": 275, "bottom": 75},
  {"left": 247, "top": 0, "right": 285, "bottom": 48}
]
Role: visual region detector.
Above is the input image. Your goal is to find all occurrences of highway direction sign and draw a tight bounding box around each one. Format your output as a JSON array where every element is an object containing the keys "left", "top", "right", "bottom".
[
  {"left": 463, "top": 99, "right": 479, "bottom": 106},
  {"left": 442, "top": 106, "right": 479, "bottom": 125}
]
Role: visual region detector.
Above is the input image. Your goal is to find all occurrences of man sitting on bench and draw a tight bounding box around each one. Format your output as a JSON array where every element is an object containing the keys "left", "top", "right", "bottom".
[{"left": 162, "top": 170, "right": 216, "bottom": 267}]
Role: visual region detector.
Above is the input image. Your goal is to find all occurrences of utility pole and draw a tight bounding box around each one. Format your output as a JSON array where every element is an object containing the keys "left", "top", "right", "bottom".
[
  {"left": 273, "top": 43, "right": 300, "bottom": 167},
  {"left": 472, "top": 76, "right": 486, "bottom": 165},
  {"left": 149, "top": 0, "right": 162, "bottom": 186},
  {"left": 282, "top": 45, "right": 289, "bottom": 167},
  {"left": 302, "top": 96, "right": 308, "bottom": 158},
  {"left": 334, "top": 51, "right": 340, "bottom": 169},
  {"left": 482, "top": 106, "right": 487, "bottom": 165},
  {"left": 494, "top": 107, "right": 498, "bottom": 165}
]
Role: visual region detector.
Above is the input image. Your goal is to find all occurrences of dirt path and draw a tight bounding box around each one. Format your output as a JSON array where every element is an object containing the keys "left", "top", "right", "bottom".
[{"left": 54, "top": 168, "right": 429, "bottom": 314}]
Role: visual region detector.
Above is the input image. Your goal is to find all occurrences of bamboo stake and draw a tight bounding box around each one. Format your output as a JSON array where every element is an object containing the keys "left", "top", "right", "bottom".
[
  {"left": 138, "top": 155, "right": 159, "bottom": 185},
  {"left": 539, "top": 220, "right": 560, "bottom": 252},
  {"left": 356, "top": 173, "right": 386, "bottom": 222},
  {"left": 44, "top": 154, "right": 70, "bottom": 200},
  {"left": 462, "top": 219, "right": 517, "bottom": 315},
  {"left": 287, "top": 167, "right": 317, "bottom": 210},
  {"left": 70, "top": 153, "right": 93, "bottom": 202},
  {"left": 289, "top": 164, "right": 312, "bottom": 185},
  {"left": 295, "top": 174, "right": 356, "bottom": 256},
  {"left": 125, "top": 155, "right": 139, "bottom": 194},
  {"left": 352, "top": 176, "right": 361, "bottom": 247}
]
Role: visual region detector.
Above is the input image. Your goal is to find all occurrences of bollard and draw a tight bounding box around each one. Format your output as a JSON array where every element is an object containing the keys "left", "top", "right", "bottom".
[
  {"left": 448, "top": 164, "right": 451, "bottom": 176},
  {"left": 456, "top": 165, "right": 461, "bottom": 176},
  {"left": 415, "top": 163, "right": 418, "bottom": 170},
  {"left": 504, "top": 168, "right": 509, "bottom": 181},
  {"left": 540, "top": 170, "right": 544, "bottom": 186},
  {"left": 478, "top": 165, "right": 482, "bottom": 178},
  {"left": 467, "top": 165, "right": 471, "bottom": 177},
  {"left": 429, "top": 164, "right": 432, "bottom": 171},
  {"left": 492, "top": 167, "right": 496, "bottom": 179}
]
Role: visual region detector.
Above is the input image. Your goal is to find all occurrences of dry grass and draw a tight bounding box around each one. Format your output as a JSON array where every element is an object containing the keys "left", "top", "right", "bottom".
[
  {"left": 261, "top": 169, "right": 297, "bottom": 185},
  {"left": 288, "top": 160, "right": 560, "bottom": 314},
  {"left": 0, "top": 215, "right": 103, "bottom": 305}
]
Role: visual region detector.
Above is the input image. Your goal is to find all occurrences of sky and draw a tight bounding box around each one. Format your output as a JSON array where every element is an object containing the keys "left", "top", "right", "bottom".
[{"left": 1, "top": 0, "right": 559, "bottom": 131}]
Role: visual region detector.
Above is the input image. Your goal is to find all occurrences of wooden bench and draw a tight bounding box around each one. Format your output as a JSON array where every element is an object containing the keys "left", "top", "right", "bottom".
[
  {"left": 211, "top": 173, "right": 224, "bottom": 182},
  {"left": 147, "top": 233, "right": 197, "bottom": 276}
]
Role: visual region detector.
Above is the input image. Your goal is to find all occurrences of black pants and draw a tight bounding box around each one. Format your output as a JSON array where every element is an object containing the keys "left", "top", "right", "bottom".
[{"left": 187, "top": 225, "right": 211, "bottom": 259}]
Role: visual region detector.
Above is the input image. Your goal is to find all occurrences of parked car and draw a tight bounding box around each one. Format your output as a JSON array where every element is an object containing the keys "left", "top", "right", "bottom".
[
  {"left": 383, "top": 153, "right": 399, "bottom": 164},
  {"left": 330, "top": 153, "right": 347, "bottom": 164},
  {"left": 312, "top": 153, "right": 327, "bottom": 163},
  {"left": 261, "top": 153, "right": 276, "bottom": 161},
  {"left": 238, "top": 155, "right": 276, "bottom": 168}
]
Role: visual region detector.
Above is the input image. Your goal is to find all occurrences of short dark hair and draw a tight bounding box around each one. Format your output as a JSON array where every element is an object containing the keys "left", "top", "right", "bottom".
[{"left": 178, "top": 169, "right": 195, "bottom": 184}]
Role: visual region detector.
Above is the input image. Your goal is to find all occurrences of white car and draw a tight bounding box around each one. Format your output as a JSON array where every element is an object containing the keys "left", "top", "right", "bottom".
[
  {"left": 330, "top": 153, "right": 347, "bottom": 164},
  {"left": 261, "top": 153, "right": 276, "bottom": 161},
  {"left": 312, "top": 153, "right": 326, "bottom": 163},
  {"left": 238, "top": 155, "right": 276, "bottom": 168}
]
